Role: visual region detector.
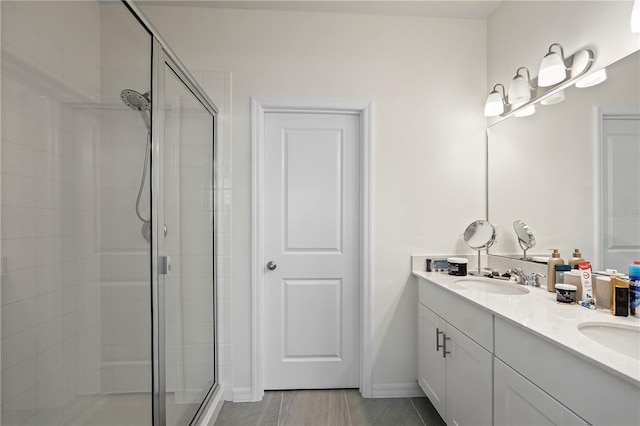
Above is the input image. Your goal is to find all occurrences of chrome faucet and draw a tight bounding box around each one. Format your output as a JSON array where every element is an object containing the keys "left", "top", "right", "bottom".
[{"left": 509, "top": 268, "right": 545, "bottom": 287}]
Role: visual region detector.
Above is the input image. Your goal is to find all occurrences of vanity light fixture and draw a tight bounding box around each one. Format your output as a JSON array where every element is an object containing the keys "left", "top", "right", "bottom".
[
  {"left": 538, "top": 43, "right": 567, "bottom": 87},
  {"left": 632, "top": 0, "right": 640, "bottom": 32},
  {"left": 575, "top": 68, "right": 608, "bottom": 88},
  {"left": 484, "top": 83, "right": 507, "bottom": 117},
  {"left": 486, "top": 44, "right": 594, "bottom": 119},
  {"left": 508, "top": 67, "right": 535, "bottom": 105},
  {"left": 514, "top": 104, "right": 535, "bottom": 118}
]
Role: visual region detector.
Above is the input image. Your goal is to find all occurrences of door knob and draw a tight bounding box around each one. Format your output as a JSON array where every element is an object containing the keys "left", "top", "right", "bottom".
[{"left": 266, "top": 261, "right": 277, "bottom": 271}]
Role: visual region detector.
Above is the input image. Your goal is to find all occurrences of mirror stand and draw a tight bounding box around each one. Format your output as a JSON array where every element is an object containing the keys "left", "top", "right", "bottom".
[
  {"left": 463, "top": 220, "right": 497, "bottom": 276},
  {"left": 470, "top": 249, "right": 484, "bottom": 276}
]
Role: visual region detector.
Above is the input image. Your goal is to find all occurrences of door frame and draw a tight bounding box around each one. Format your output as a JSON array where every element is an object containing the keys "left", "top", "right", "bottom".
[
  {"left": 596, "top": 104, "right": 640, "bottom": 269},
  {"left": 250, "top": 97, "right": 373, "bottom": 401}
]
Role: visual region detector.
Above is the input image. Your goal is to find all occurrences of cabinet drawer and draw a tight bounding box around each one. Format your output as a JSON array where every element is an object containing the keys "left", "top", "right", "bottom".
[
  {"left": 495, "top": 317, "right": 640, "bottom": 426},
  {"left": 419, "top": 278, "right": 493, "bottom": 351}
]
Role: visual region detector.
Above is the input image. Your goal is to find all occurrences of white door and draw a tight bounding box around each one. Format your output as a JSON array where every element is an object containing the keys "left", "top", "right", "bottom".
[
  {"left": 601, "top": 114, "right": 640, "bottom": 272},
  {"left": 263, "top": 111, "right": 360, "bottom": 389}
]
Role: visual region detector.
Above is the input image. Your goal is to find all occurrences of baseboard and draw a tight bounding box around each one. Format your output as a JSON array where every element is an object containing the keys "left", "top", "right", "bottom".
[
  {"left": 198, "top": 385, "right": 226, "bottom": 426},
  {"left": 371, "top": 382, "right": 426, "bottom": 398},
  {"left": 232, "top": 387, "right": 254, "bottom": 402}
]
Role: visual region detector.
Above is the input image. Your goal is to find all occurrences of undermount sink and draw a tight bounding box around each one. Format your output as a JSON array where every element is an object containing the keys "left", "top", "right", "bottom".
[
  {"left": 577, "top": 322, "right": 640, "bottom": 360},
  {"left": 450, "top": 278, "right": 530, "bottom": 295}
]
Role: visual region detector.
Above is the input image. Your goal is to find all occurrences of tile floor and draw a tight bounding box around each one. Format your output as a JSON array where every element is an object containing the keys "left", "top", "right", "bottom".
[{"left": 214, "top": 389, "right": 445, "bottom": 426}]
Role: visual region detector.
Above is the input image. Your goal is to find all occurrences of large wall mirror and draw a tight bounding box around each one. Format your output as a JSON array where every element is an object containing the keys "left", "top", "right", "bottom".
[{"left": 487, "top": 50, "right": 640, "bottom": 272}]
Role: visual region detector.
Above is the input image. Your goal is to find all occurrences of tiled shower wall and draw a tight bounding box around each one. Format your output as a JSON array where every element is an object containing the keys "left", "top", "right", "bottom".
[
  {"left": 98, "top": 68, "right": 152, "bottom": 393},
  {"left": 1, "top": 2, "right": 231, "bottom": 423},
  {"left": 1, "top": 2, "right": 103, "bottom": 424},
  {"left": 195, "top": 71, "right": 233, "bottom": 400}
]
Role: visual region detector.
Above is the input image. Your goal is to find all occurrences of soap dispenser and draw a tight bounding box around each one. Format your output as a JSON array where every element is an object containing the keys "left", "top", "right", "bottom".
[
  {"left": 547, "top": 249, "right": 565, "bottom": 292},
  {"left": 568, "top": 249, "right": 584, "bottom": 269}
]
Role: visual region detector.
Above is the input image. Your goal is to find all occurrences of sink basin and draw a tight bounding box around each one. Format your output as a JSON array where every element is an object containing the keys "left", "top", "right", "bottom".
[
  {"left": 577, "top": 322, "right": 640, "bottom": 360},
  {"left": 450, "top": 279, "right": 530, "bottom": 295}
]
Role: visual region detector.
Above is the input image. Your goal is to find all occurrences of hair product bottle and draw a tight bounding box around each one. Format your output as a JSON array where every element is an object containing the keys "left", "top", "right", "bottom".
[
  {"left": 547, "top": 249, "right": 565, "bottom": 292},
  {"left": 568, "top": 249, "right": 584, "bottom": 269}
]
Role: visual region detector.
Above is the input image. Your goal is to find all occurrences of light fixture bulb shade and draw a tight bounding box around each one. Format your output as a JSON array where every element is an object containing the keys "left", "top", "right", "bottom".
[
  {"left": 508, "top": 74, "right": 532, "bottom": 104},
  {"left": 575, "top": 68, "right": 607, "bottom": 88},
  {"left": 484, "top": 91, "right": 505, "bottom": 117},
  {"left": 540, "top": 90, "right": 565, "bottom": 105},
  {"left": 514, "top": 104, "right": 535, "bottom": 118},
  {"left": 632, "top": 0, "right": 640, "bottom": 32},
  {"left": 538, "top": 52, "right": 567, "bottom": 87}
]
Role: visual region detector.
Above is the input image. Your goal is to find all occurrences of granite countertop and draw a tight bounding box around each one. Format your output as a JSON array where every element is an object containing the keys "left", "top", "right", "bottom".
[{"left": 413, "top": 270, "right": 640, "bottom": 387}]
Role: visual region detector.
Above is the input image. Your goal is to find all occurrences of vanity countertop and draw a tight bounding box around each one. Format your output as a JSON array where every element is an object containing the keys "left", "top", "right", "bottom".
[{"left": 413, "top": 270, "right": 640, "bottom": 387}]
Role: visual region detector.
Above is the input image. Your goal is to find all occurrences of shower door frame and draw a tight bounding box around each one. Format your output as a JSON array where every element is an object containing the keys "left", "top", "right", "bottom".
[
  {"left": 151, "top": 40, "right": 220, "bottom": 425},
  {"left": 121, "top": 1, "right": 220, "bottom": 424}
]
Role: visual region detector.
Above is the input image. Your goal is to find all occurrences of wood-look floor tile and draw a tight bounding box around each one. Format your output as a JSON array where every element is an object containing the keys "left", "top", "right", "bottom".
[
  {"left": 345, "top": 389, "right": 424, "bottom": 426},
  {"left": 214, "top": 391, "right": 281, "bottom": 426},
  {"left": 329, "top": 389, "right": 351, "bottom": 426},
  {"left": 279, "top": 390, "right": 332, "bottom": 426},
  {"left": 409, "top": 397, "right": 445, "bottom": 426}
]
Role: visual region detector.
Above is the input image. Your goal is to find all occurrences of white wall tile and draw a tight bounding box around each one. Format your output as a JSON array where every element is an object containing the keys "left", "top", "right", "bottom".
[
  {"left": 1, "top": 386, "right": 37, "bottom": 426},
  {"left": 36, "top": 317, "right": 63, "bottom": 353},
  {"left": 2, "top": 357, "right": 37, "bottom": 403},
  {"left": 2, "top": 267, "right": 37, "bottom": 305},
  {"left": 2, "top": 297, "right": 38, "bottom": 337},
  {"left": 2, "top": 327, "right": 37, "bottom": 372}
]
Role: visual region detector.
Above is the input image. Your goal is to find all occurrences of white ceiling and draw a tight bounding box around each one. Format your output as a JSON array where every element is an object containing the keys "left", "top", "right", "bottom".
[{"left": 137, "top": 0, "right": 503, "bottom": 20}]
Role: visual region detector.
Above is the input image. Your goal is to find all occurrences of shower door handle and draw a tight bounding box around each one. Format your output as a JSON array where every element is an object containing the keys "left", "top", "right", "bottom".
[{"left": 159, "top": 256, "right": 171, "bottom": 275}]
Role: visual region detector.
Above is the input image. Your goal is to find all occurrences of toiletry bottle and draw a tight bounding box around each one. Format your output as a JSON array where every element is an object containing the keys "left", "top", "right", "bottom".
[
  {"left": 629, "top": 261, "right": 640, "bottom": 316},
  {"left": 546, "top": 249, "right": 565, "bottom": 292},
  {"left": 578, "top": 261, "right": 593, "bottom": 303},
  {"left": 568, "top": 249, "right": 584, "bottom": 269}
]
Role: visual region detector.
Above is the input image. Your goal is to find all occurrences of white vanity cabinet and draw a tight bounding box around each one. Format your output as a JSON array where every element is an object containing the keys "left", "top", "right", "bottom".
[
  {"left": 418, "top": 280, "right": 493, "bottom": 426},
  {"left": 495, "top": 317, "right": 640, "bottom": 426},
  {"left": 416, "top": 271, "right": 640, "bottom": 426},
  {"left": 494, "top": 358, "right": 587, "bottom": 426}
]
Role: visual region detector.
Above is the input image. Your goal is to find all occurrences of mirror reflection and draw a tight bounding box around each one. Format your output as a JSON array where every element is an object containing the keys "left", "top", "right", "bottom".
[
  {"left": 488, "top": 50, "right": 640, "bottom": 272},
  {"left": 513, "top": 220, "right": 536, "bottom": 261}
]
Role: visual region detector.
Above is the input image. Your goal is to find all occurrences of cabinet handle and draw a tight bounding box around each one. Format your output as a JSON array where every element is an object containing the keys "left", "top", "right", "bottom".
[
  {"left": 436, "top": 328, "right": 444, "bottom": 352},
  {"left": 443, "top": 335, "right": 451, "bottom": 358}
]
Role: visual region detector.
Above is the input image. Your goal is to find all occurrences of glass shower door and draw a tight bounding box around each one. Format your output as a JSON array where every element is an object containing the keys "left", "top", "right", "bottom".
[{"left": 153, "top": 49, "right": 217, "bottom": 425}]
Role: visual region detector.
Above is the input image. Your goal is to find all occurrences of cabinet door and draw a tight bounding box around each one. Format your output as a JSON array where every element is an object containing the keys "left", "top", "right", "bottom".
[
  {"left": 494, "top": 358, "right": 587, "bottom": 426},
  {"left": 418, "top": 303, "right": 447, "bottom": 420},
  {"left": 445, "top": 324, "right": 492, "bottom": 426}
]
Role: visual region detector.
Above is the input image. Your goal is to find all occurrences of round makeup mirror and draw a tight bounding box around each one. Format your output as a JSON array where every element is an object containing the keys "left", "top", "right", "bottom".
[
  {"left": 513, "top": 219, "right": 536, "bottom": 260},
  {"left": 464, "top": 220, "right": 496, "bottom": 275}
]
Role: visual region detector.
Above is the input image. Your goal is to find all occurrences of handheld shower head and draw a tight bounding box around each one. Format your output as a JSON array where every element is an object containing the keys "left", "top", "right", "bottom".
[
  {"left": 120, "top": 89, "right": 151, "bottom": 130},
  {"left": 120, "top": 89, "right": 150, "bottom": 111}
]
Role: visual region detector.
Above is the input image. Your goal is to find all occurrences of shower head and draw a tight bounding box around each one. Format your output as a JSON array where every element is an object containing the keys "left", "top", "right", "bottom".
[
  {"left": 120, "top": 89, "right": 150, "bottom": 111},
  {"left": 120, "top": 89, "right": 151, "bottom": 130}
]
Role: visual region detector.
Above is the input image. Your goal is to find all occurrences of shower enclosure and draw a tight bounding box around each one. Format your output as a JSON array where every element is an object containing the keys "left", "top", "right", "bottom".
[{"left": 0, "top": 1, "right": 218, "bottom": 425}]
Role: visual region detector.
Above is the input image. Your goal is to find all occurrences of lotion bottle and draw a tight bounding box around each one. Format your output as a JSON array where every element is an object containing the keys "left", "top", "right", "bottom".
[
  {"left": 568, "top": 249, "right": 584, "bottom": 269},
  {"left": 547, "top": 249, "right": 565, "bottom": 292}
]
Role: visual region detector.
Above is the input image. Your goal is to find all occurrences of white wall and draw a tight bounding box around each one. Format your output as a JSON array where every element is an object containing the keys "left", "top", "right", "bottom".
[{"left": 140, "top": 5, "right": 487, "bottom": 395}]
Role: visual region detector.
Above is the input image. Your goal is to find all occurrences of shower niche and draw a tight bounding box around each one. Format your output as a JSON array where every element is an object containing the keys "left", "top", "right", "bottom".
[{"left": 0, "top": 1, "right": 218, "bottom": 425}]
